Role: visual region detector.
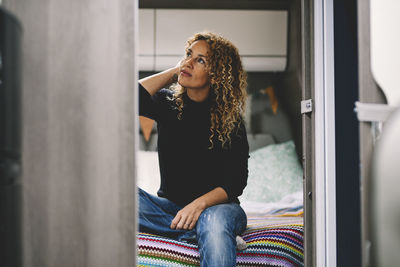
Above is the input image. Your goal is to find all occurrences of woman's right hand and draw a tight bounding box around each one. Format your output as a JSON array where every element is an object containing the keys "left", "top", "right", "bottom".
[
  {"left": 171, "top": 63, "right": 180, "bottom": 84},
  {"left": 172, "top": 59, "right": 184, "bottom": 83},
  {"left": 138, "top": 64, "right": 182, "bottom": 96}
]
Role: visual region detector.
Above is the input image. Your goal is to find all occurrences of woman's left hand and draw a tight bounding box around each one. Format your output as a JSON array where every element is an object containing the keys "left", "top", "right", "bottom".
[
  {"left": 170, "top": 199, "right": 207, "bottom": 230},
  {"left": 170, "top": 187, "right": 228, "bottom": 230}
]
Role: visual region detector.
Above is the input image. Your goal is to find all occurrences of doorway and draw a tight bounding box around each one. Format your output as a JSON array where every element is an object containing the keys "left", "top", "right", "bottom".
[{"left": 136, "top": 0, "right": 317, "bottom": 266}]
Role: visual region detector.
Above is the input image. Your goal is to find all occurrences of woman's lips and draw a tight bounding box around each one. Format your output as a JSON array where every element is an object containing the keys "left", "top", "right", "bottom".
[{"left": 180, "top": 70, "right": 192, "bottom": 77}]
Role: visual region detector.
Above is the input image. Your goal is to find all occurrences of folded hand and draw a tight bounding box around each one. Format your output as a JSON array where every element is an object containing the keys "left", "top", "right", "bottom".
[{"left": 170, "top": 199, "right": 206, "bottom": 230}]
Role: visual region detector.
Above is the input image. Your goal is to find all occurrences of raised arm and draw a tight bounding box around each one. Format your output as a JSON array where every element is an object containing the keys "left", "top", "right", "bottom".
[{"left": 139, "top": 66, "right": 180, "bottom": 96}]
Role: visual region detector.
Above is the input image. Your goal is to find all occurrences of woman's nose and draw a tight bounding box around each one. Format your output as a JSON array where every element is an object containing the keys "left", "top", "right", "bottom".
[{"left": 182, "top": 57, "right": 194, "bottom": 68}]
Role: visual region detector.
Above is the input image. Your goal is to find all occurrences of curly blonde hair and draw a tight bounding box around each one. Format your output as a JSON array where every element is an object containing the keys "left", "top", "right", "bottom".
[{"left": 172, "top": 32, "right": 247, "bottom": 149}]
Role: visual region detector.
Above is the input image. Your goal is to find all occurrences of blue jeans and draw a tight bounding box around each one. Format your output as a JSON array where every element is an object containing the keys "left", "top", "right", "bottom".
[{"left": 138, "top": 188, "right": 247, "bottom": 267}]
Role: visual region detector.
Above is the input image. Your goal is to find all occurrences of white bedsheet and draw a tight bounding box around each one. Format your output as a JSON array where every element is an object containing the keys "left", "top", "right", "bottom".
[{"left": 240, "top": 190, "right": 303, "bottom": 215}]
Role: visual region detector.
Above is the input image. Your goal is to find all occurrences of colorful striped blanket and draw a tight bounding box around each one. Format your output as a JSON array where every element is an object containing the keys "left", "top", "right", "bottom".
[{"left": 137, "top": 208, "right": 303, "bottom": 266}]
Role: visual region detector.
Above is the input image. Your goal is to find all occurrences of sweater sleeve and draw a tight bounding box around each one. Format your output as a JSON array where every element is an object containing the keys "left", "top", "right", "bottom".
[
  {"left": 139, "top": 83, "right": 171, "bottom": 122},
  {"left": 219, "top": 121, "right": 250, "bottom": 202}
]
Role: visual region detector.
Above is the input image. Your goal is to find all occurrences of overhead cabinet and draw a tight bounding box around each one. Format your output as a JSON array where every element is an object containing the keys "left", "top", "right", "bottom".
[{"left": 139, "top": 9, "right": 288, "bottom": 72}]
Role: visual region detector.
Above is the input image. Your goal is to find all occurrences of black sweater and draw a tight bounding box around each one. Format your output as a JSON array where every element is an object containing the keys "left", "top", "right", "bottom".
[{"left": 139, "top": 84, "right": 249, "bottom": 206}]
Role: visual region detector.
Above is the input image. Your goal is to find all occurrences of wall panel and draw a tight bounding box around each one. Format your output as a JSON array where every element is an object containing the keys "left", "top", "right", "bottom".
[{"left": 3, "top": 0, "right": 138, "bottom": 266}]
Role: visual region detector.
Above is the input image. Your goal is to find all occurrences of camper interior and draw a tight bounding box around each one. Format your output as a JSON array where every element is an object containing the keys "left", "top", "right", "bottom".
[{"left": 136, "top": 1, "right": 306, "bottom": 266}]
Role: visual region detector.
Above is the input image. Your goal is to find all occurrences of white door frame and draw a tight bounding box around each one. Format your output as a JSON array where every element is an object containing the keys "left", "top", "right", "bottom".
[{"left": 314, "top": 0, "right": 336, "bottom": 266}]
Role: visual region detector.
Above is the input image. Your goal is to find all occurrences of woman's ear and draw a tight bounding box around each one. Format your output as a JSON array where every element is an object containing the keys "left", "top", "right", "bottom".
[{"left": 209, "top": 71, "right": 216, "bottom": 85}]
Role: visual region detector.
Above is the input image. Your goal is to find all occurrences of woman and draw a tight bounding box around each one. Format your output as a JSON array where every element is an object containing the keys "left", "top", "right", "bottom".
[{"left": 138, "top": 32, "right": 249, "bottom": 266}]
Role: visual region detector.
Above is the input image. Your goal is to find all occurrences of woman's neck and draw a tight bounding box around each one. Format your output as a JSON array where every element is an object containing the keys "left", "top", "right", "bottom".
[{"left": 186, "top": 87, "right": 210, "bottom": 102}]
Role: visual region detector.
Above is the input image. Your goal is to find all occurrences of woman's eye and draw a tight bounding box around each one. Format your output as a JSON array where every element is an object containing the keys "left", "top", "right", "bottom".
[
  {"left": 198, "top": 58, "right": 205, "bottom": 64},
  {"left": 186, "top": 51, "right": 191, "bottom": 58}
]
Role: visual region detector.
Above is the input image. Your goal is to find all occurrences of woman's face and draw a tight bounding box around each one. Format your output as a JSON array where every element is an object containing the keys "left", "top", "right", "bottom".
[{"left": 178, "top": 40, "right": 211, "bottom": 93}]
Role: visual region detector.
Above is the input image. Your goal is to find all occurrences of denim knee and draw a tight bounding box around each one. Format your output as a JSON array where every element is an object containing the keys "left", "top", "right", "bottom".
[
  {"left": 196, "top": 204, "right": 247, "bottom": 235},
  {"left": 195, "top": 204, "right": 246, "bottom": 267}
]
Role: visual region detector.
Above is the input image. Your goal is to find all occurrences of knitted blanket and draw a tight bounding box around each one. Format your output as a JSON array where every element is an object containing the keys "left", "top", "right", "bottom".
[{"left": 138, "top": 208, "right": 303, "bottom": 267}]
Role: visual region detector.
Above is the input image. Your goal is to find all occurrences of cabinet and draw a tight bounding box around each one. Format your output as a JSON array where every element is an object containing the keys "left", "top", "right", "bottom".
[{"left": 139, "top": 9, "right": 288, "bottom": 72}]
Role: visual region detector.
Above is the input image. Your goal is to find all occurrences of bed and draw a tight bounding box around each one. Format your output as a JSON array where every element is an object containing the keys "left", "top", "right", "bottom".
[
  {"left": 137, "top": 139, "right": 304, "bottom": 266},
  {"left": 137, "top": 198, "right": 303, "bottom": 267}
]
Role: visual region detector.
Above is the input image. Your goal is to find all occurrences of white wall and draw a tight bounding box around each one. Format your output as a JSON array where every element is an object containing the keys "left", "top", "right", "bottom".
[{"left": 370, "top": 0, "right": 400, "bottom": 106}]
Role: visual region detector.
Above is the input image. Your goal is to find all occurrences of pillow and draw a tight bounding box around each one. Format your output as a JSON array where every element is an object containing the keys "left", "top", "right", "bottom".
[
  {"left": 136, "top": 151, "right": 160, "bottom": 195},
  {"left": 239, "top": 140, "right": 303, "bottom": 203}
]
